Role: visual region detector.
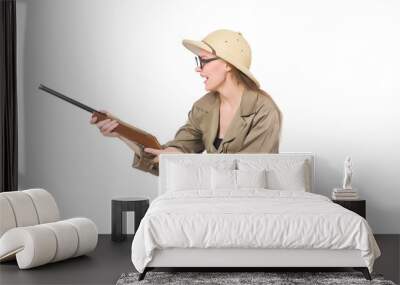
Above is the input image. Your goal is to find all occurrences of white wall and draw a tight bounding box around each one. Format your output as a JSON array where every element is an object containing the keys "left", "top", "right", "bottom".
[{"left": 16, "top": 0, "right": 400, "bottom": 234}]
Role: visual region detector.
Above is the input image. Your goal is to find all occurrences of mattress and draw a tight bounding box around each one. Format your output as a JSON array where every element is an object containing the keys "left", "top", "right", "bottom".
[{"left": 131, "top": 189, "right": 381, "bottom": 273}]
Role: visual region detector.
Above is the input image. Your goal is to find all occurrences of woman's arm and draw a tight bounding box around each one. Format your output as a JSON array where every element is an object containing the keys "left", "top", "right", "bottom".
[
  {"left": 90, "top": 110, "right": 181, "bottom": 176},
  {"left": 122, "top": 137, "right": 182, "bottom": 176},
  {"left": 160, "top": 104, "right": 205, "bottom": 153},
  {"left": 90, "top": 105, "right": 205, "bottom": 176},
  {"left": 129, "top": 103, "right": 205, "bottom": 176}
]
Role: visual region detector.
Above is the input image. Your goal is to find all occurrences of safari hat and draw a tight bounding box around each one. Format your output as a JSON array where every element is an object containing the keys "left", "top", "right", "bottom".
[{"left": 182, "top": 29, "right": 260, "bottom": 88}]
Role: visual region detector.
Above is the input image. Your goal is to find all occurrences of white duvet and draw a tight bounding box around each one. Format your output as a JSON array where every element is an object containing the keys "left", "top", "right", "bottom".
[{"left": 131, "top": 189, "right": 381, "bottom": 273}]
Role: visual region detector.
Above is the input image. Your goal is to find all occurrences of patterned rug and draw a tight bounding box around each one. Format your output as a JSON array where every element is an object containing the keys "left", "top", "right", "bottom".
[{"left": 116, "top": 271, "right": 396, "bottom": 285}]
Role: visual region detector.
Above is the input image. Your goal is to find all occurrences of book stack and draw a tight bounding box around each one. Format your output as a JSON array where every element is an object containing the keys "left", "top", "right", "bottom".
[{"left": 332, "top": 188, "right": 359, "bottom": 200}]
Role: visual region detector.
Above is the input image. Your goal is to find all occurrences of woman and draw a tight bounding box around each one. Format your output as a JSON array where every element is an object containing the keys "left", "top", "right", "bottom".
[{"left": 90, "top": 29, "right": 282, "bottom": 176}]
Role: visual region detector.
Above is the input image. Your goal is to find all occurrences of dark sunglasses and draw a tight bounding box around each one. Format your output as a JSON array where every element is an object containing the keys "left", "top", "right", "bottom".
[{"left": 195, "top": 55, "right": 219, "bottom": 69}]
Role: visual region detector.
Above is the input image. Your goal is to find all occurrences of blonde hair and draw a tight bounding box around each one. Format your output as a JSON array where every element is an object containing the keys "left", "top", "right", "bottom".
[
  {"left": 228, "top": 63, "right": 283, "bottom": 133},
  {"left": 228, "top": 64, "right": 259, "bottom": 92}
]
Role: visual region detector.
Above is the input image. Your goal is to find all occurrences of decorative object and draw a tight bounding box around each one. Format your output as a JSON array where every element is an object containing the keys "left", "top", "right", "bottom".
[
  {"left": 343, "top": 156, "right": 353, "bottom": 190},
  {"left": 332, "top": 156, "right": 359, "bottom": 200},
  {"left": 332, "top": 188, "right": 359, "bottom": 200}
]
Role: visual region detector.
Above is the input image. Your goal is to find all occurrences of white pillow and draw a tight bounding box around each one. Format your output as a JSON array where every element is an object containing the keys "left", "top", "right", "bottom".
[
  {"left": 211, "top": 168, "right": 236, "bottom": 190},
  {"left": 236, "top": 169, "right": 268, "bottom": 189},
  {"left": 267, "top": 165, "right": 306, "bottom": 191},
  {"left": 166, "top": 163, "right": 210, "bottom": 191},
  {"left": 211, "top": 168, "right": 268, "bottom": 190},
  {"left": 166, "top": 159, "right": 236, "bottom": 192},
  {"left": 237, "top": 159, "right": 310, "bottom": 192}
]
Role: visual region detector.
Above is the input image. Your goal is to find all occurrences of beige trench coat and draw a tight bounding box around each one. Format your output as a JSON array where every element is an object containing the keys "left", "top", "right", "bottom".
[{"left": 131, "top": 88, "right": 282, "bottom": 176}]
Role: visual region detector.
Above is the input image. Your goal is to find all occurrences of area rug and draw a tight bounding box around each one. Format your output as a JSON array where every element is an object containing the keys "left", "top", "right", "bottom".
[{"left": 116, "top": 271, "right": 397, "bottom": 285}]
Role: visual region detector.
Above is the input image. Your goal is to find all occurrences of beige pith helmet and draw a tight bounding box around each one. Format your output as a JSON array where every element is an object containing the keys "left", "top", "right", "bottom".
[{"left": 182, "top": 29, "right": 260, "bottom": 88}]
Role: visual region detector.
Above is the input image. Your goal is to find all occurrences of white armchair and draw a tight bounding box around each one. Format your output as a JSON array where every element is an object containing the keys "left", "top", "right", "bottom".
[{"left": 0, "top": 188, "right": 98, "bottom": 269}]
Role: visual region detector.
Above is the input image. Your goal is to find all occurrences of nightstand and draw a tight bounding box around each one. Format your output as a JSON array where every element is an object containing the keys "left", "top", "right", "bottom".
[
  {"left": 332, "top": 199, "right": 366, "bottom": 219},
  {"left": 111, "top": 197, "right": 149, "bottom": 241}
]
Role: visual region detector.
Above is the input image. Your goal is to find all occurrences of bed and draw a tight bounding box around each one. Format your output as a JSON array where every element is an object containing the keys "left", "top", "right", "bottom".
[{"left": 130, "top": 153, "right": 381, "bottom": 281}]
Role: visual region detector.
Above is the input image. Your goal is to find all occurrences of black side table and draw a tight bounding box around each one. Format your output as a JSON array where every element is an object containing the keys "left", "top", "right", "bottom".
[
  {"left": 111, "top": 197, "right": 149, "bottom": 242},
  {"left": 332, "top": 199, "right": 366, "bottom": 219}
]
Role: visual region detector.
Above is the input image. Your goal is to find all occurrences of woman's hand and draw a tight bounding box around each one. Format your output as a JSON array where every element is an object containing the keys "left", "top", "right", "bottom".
[
  {"left": 90, "top": 109, "right": 120, "bottom": 138},
  {"left": 90, "top": 110, "right": 183, "bottom": 164},
  {"left": 144, "top": 147, "right": 183, "bottom": 164}
]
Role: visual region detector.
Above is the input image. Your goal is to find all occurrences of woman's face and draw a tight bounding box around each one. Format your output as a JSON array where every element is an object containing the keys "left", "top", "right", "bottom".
[{"left": 195, "top": 49, "right": 231, "bottom": 91}]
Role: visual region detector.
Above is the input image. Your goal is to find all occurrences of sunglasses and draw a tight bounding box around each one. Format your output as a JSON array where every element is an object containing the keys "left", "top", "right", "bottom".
[{"left": 195, "top": 55, "right": 219, "bottom": 69}]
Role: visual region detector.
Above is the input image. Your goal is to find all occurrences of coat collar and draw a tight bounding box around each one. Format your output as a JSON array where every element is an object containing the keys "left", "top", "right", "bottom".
[
  {"left": 201, "top": 88, "right": 259, "bottom": 117},
  {"left": 205, "top": 88, "right": 259, "bottom": 152}
]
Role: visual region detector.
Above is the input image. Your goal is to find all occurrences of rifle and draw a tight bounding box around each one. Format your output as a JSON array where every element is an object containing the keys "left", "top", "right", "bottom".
[{"left": 38, "top": 84, "right": 162, "bottom": 149}]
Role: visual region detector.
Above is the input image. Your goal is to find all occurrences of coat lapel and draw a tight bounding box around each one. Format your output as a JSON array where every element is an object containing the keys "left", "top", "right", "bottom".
[
  {"left": 219, "top": 105, "right": 242, "bottom": 149},
  {"left": 218, "top": 89, "right": 257, "bottom": 153},
  {"left": 206, "top": 88, "right": 259, "bottom": 153},
  {"left": 206, "top": 94, "right": 220, "bottom": 152}
]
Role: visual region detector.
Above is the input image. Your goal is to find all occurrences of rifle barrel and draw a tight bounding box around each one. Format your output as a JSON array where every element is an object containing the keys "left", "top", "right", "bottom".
[{"left": 38, "top": 84, "right": 98, "bottom": 114}]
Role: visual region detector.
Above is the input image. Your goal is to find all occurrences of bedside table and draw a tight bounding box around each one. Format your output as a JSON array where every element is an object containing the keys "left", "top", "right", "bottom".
[
  {"left": 111, "top": 197, "right": 149, "bottom": 242},
  {"left": 332, "top": 199, "right": 366, "bottom": 219}
]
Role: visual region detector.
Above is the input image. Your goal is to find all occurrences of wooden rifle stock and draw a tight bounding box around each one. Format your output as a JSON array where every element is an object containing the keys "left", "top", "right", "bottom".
[{"left": 91, "top": 111, "right": 161, "bottom": 149}]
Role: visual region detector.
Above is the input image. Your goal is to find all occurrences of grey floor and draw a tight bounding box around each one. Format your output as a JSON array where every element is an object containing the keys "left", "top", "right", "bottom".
[{"left": 0, "top": 234, "right": 398, "bottom": 285}]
